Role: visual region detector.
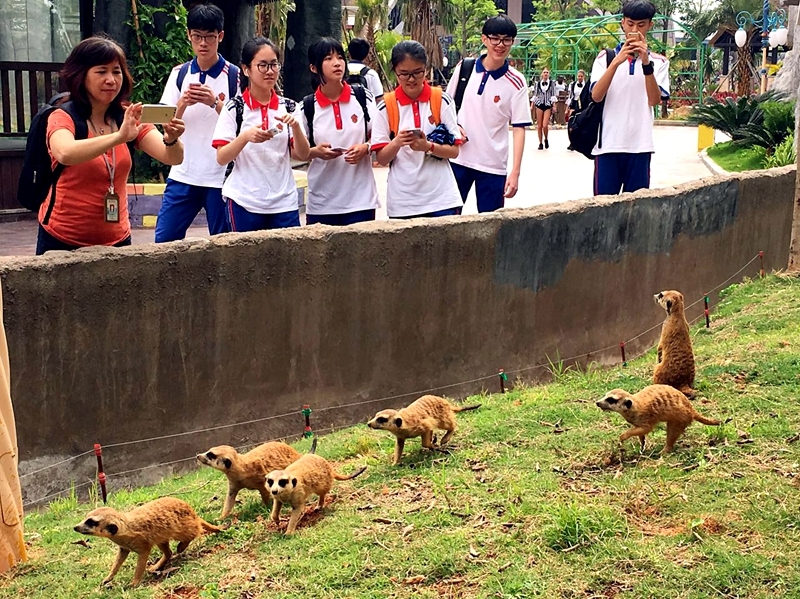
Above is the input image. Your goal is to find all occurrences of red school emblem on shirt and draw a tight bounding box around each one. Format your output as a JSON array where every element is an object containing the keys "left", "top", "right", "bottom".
[
  {"left": 493, "top": 95, "right": 501, "bottom": 103},
  {"left": 218, "top": 92, "right": 226, "bottom": 102},
  {"left": 276, "top": 123, "right": 284, "bottom": 131},
  {"left": 351, "top": 113, "right": 359, "bottom": 123}
]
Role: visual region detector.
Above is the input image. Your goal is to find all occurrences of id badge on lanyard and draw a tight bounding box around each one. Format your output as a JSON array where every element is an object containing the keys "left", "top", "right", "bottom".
[{"left": 101, "top": 146, "right": 119, "bottom": 223}]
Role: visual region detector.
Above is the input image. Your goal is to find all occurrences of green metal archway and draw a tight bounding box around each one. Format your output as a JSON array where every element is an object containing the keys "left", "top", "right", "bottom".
[{"left": 511, "top": 14, "right": 706, "bottom": 104}]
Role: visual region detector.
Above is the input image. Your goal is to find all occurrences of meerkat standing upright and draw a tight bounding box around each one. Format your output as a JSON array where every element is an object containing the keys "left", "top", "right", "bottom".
[
  {"left": 367, "top": 395, "right": 481, "bottom": 464},
  {"left": 595, "top": 385, "right": 720, "bottom": 453},
  {"left": 196, "top": 440, "right": 307, "bottom": 518},
  {"left": 653, "top": 290, "right": 697, "bottom": 399},
  {"left": 266, "top": 455, "right": 366, "bottom": 534},
  {"left": 73, "top": 497, "right": 222, "bottom": 587}
]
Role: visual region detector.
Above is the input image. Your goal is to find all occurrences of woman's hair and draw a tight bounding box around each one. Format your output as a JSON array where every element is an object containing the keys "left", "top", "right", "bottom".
[
  {"left": 240, "top": 37, "right": 281, "bottom": 92},
  {"left": 60, "top": 36, "right": 133, "bottom": 119},
  {"left": 391, "top": 40, "right": 427, "bottom": 70},
  {"left": 308, "top": 37, "right": 346, "bottom": 87}
]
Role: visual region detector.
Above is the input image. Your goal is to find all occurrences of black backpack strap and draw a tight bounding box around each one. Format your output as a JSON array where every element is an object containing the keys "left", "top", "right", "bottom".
[
  {"left": 42, "top": 102, "right": 88, "bottom": 225},
  {"left": 302, "top": 93, "right": 316, "bottom": 147},
  {"left": 226, "top": 63, "right": 240, "bottom": 100},
  {"left": 605, "top": 47, "right": 616, "bottom": 67},
  {"left": 351, "top": 84, "right": 370, "bottom": 142},
  {"left": 453, "top": 58, "right": 475, "bottom": 114},
  {"left": 360, "top": 66, "right": 369, "bottom": 77},
  {"left": 233, "top": 96, "right": 245, "bottom": 135},
  {"left": 176, "top": 61, "right": 191, "bottom": 91}
]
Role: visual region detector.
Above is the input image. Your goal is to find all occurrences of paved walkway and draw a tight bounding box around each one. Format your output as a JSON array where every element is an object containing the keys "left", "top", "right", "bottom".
[{"left": 0, "top": 126, "right": 713, "bottom": 257}]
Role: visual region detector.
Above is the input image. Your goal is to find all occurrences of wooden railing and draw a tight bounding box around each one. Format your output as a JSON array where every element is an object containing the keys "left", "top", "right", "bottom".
[{"left": 0, "top": 61, "right": 63, "bottom": 137}]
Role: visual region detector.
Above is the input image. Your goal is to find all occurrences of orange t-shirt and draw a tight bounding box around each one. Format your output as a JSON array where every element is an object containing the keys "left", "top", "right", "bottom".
[{"left": 41, "top": 110, "right": 154, "bottom": 247}]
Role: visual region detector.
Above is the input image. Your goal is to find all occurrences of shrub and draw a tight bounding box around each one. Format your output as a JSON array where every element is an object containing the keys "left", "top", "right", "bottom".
[
  {"left": 688, "top": 92, "right": 781, "bottom": 140},
  {"left": 764, "top": 133, "right": 796, "bottom": 168},
  {"left": 734, "top": 100, "right": 795, "bottom": 150}
]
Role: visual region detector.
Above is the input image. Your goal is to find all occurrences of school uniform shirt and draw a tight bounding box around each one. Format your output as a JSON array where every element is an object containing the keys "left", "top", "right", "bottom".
[
  {"left": 160, "top": 55, "right": 239, "bottom": 188},
  {"left": 42, "top": 110, "right": 154, "bottom": 246},
  {"left": 446, "top": 57, "right": 531, "bottom": 176},
  {"left": 569, "top": 81, "right": 590, "bottom": 111},
  {"left": 212, "top": 89, "right": 298, "bottom": 214},
  {"left": 299, "top": 83, "right": 380, "bottom": 215},
  {"left": 370, "top": 82, "right": 463, "bottom": 218},
  {"left": 347, "top": 61, "right": 384, "bottom": 99},
  {"left": 590, "top": 47, "right": 669, "bottom": 155}
]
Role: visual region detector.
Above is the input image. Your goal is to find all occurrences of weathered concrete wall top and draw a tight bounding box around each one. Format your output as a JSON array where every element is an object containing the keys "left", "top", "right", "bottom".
[{"left": 2, "top": 167, "right": 794, "bottom": 504}]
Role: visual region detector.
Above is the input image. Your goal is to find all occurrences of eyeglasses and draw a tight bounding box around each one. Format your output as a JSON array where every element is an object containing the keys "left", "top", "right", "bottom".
[
  {"left": 189, "top": 33, "right": 220, "bottom": 44},
  {"left": 486, "top": 35, "right": 515, "bottom": 47},
  {"left": 396, "top": 69, "right": 425, "bottom": 81},
  {"left": 255, "top": 62, "right": 282, "bottom": 73}
]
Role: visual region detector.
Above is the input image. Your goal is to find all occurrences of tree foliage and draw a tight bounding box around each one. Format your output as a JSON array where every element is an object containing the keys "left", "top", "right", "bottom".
[
  {"left": 354, "top": 0, "right": 388, "bottom": 71},
  {"left": 448, "top": 0, "right": 499, "bottom": 55}
]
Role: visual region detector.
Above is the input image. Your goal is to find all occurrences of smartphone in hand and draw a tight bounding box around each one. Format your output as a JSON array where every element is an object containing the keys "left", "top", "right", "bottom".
[
  {"left": 140, "top": 104, "right": 177, "bottom": 124},
  {"left": 407, "top": 128, "right": 424, "bottom": 138}
]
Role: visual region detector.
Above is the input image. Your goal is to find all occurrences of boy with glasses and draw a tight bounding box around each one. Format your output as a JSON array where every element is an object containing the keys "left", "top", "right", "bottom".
[
  {"left": 589, "top": 0, "right": 669, "bottom": 195},
  {"left": 155, "top": 3, "right": 240, "bottom": 242},
  {"left": 446, "top": 14, "right": 531, "bottom": 213}
]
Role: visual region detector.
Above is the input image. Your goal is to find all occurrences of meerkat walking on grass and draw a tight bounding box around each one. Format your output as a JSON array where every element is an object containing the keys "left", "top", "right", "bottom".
[
  {"left": 595, "top": 385, "right": 721, "bottom": 453},
  {"left": 73, "top": 497, "right": 222, "bottom": 587},
  {"left": 196, "top": 440, "right": 306, "bottom": 518},
  {"left": 367, "top": 394, "right": 481, "bottom": 464},
  {"left": 266, "top": 454, "right": 366, "bottom": 534},
  {"left": 653, "top": 290, "right": 697, "bottom": 398}
]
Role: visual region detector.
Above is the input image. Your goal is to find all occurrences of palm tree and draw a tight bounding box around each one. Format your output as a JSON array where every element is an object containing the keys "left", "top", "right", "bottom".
[
  {"left": 354, "top": 0, "right": 388, "bottom": 72},
  {"left": 399, "top": 0, "right": 455, "bottom": 74}
]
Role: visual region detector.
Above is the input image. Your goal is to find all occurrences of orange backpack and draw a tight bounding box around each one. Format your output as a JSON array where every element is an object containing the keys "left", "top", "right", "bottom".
[{"left": 383, "top": 86, "right": 443, "bottom": 138}]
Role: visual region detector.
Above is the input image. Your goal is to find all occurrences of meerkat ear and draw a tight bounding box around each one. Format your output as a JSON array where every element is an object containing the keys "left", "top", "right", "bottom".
[
  {"left": 223, "top": 458, "right": 232, "bottom": 469},
  {"left": 291, "top": 478, "right": 297, "bottom": 488},
  {"left": 623, "top": 399, "right": 633, "bottom": 409},
  {"left": 665, "top": 300, "right": 672, "bottom": 315},
  {"left": 106, "top": 523, "right": 119, "bottom": 536},
  {"left": 394, "top": 417, "right": 403, "bottom": 427}
]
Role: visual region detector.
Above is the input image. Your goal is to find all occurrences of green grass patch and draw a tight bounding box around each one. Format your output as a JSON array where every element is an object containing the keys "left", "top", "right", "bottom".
[
  {"left": 707, "top": 140, "right": 768, "bottom": 172},
  {"left": 3, "top": 275, "right": 800, "bottom": 598}
]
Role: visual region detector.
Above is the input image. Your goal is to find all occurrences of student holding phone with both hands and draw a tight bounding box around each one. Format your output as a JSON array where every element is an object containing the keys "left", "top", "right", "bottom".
[{"left": 589, "top": 0, "right": 669, "bottom": 196}]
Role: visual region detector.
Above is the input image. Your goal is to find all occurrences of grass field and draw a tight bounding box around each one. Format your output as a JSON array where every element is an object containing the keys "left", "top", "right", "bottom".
[
  {"left": 706, "top": 141, "right": 768, "bottom": 172},
  {"left": 2, "top": 275, "right": 800, "bottom": 599}
]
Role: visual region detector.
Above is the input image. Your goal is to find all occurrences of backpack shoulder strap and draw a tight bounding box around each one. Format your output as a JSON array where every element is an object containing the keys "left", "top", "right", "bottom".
[
  {"left": 232, "top": 96, "right": 245, "bottom": 136},
  {"left": 302, "top": 93, "right": 316, "bottom": 147},
  {"left": 383, "top": 91, "right": 399, "bottom": 139},
  {"left": 359, "top": 66, "right": 369, "bottom": 77},
  {"left": 430, "top": 86, "right": 443, "bottom": 125},
  {"left": 226, "top": 63, "right": 240, "bottom": 100},
  {"left": 453, "top": 57, "right": 475, "bottom": 114},
  {"left": 59, "top": 101, "right": 88, "bottom": 141},
  {"left": 605, "top": 47, "right": 616, "bottom": 67},
  {"left": 175, "top": 61, "right": 191, "bottom": 91},
  {"left": 352, "top": 84, "right": 370, "bottom": 142}
]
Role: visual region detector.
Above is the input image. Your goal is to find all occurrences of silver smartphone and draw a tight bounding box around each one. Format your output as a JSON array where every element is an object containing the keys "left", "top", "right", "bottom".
[{"left": 140, "top": 104, "right": 177, "bottom": 124}]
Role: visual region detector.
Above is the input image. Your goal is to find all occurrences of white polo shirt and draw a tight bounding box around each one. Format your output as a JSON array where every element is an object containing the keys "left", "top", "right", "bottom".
[
  {"left": 590, "top": 47, "right": 670, "bottom": 155},
  {"left": 160, "top": 55, "right": 239, "bottom": 188},
  {"left": 347, "top": 61, "right": 384, "bottom": 99},
  {"left": 212, "top": 89, "right": 298, "bottom": 214},
  {"left": 371, "top": 82, "right": 463, "bottom": 218},
  {"left": 446, "top": 57, "right": 531, "bottom": 176},
  {"left": 299, "top": 83, "right": 380, "bottom": 215}
]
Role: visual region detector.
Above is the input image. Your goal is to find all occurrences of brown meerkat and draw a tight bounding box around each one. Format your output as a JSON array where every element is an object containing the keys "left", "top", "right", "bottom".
[
  {"left": 266, "top": 454, "right": 366, "bottom": 534},
  {"left": 367, "top": 394, "right": 481, "bottom": 464},
  {"left": 653, "top": 290, "right": 697, "bottom": 399},
  {"left": 73, "top": 497, "right": 222, "bottom": 587},
  {"left": 196, "top": 440, "right": 309, "bottom": 518},
  {"left": 595, "top": 385, "right": 721, "bottom": 453}
]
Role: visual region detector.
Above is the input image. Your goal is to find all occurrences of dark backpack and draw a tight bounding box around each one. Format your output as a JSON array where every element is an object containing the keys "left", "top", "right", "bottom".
[
  {"left": 17, "top": 96, "right": 133, "bottom": 222},
  {"left": 345, "top": 65, "right": 370, "bottom": 89},
  {"left": 452, "top": 57, "right": 475, "bottom": 113},
  {"left": 302, "top": 85, "right": 370, "bottom": 147},
  {"left": 567, "top": 48, "right": 616, "bottom": 160},
  {"left": 225, "top": 95, "right": 296, "bottom": 178},
  {"left": 176, "top": 60, "right": 240, "bottom": 101}
]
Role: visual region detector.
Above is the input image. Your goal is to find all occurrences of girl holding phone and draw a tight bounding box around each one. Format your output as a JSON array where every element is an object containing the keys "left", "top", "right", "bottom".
[
  {"left": 300, "top": 37, "right": 379, "bottom": 226},
  {"left": 213, "top": 37, "right": 310, "bottom": 231},
  {"left": 371, "top": 41, "right": 462, "bottom": 219}
]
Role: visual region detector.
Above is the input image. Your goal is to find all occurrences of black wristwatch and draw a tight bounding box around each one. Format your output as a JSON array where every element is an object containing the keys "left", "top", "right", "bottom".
[{"left": 642, "top": 63, "right": 655, "bottom": 76}]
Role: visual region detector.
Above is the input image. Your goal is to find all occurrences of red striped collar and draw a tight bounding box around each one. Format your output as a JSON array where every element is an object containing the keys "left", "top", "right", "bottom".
[
  {"left": 315, "top": 82, "right": 353, "bottom": 107},
  {"left": 396, "top": 81, "right": 432, "bottom": 105},
  {"left": 243, "top": 88, "right": 279, "bottom": 110}
]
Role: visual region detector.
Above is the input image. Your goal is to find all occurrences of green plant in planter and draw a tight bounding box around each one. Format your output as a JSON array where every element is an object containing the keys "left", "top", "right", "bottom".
[
  {"left": 734, "top": 100, "right": 795, "bottom": 150},
  {"left": 688, "top": 91, "right": 780, "bottom": 140},
  {"left": 764, "top": 132, "right": 796, "bottom": 168}
]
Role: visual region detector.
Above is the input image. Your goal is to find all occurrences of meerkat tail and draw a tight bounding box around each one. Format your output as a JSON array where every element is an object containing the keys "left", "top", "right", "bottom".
[
  {"left": 309, "top": 436, "right": 318, "bottom": 454},
  {"left": 693, "top": 412, "right": 721, "bottom": 426},
  {"left": 333, "top": 465, "right": 367, "bottom": 481},
  {"left": 200, "top": 519, "right": 224, "bottom": 533},
  {"left": 452, "top": 404, "right": 481, "bottom": 412}
]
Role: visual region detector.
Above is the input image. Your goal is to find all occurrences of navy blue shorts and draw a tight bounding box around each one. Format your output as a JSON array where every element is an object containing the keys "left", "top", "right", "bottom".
[
  {"left": 451, "top": 163, "right": 505, "bottom": 213},
  {"left": 226, "top": 200, "right": 300, "bottom": 232},
  {"left": 593, "top": 152, "right": 651, "bottom": 196},
  {"left": 306, "top": 209, "right": 376, "bottom": 226},
  {"left": 155, "top": 179, "right": 229, "bottom": 243}
]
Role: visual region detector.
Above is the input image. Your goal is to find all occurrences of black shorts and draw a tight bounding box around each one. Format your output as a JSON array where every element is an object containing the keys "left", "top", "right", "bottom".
[{"left": 535, "top": 103, "right": 552, "bottom": 112}]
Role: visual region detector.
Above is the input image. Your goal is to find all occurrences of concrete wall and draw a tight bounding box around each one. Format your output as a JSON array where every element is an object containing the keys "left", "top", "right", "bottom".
[{"left": 2, "top": 168, "right": 794, "bottom": 505}]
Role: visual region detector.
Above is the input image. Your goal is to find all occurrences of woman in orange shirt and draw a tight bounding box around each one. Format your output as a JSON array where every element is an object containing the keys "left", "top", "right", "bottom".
[{"left": 38, "top": 36, "right": 186, "bottom": 254}]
